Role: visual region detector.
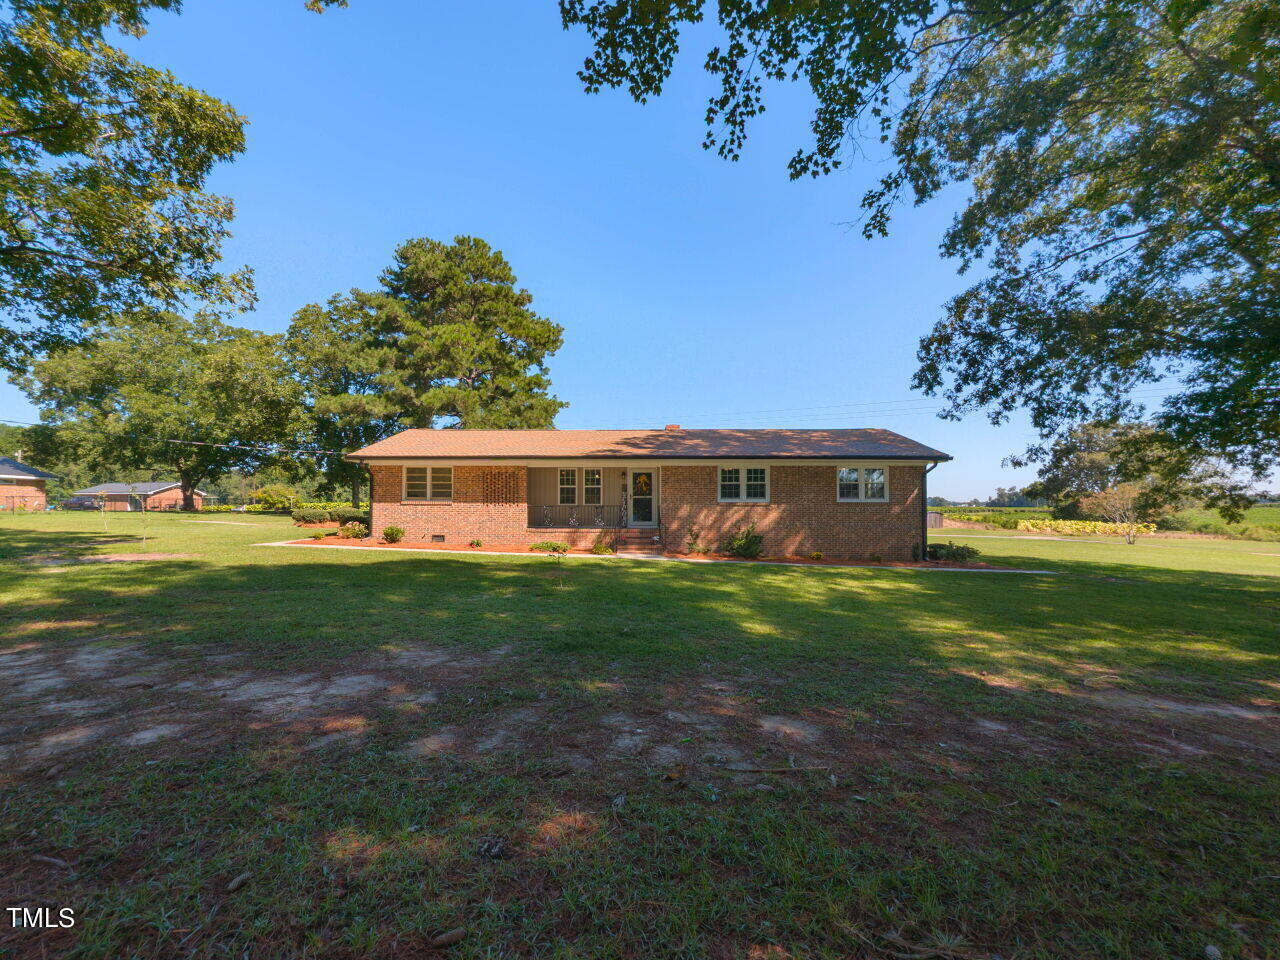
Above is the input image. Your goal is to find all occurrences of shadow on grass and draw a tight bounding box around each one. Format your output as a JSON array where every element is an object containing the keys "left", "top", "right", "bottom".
[
  {"left": 5, "top": 541, "right": 1278, "bottom": 703},
  {"left": 3, "top": 546, "right": 1280, "bottom": 959},
  {"left": 0, "top": 523, "right": 142, "bottom": 562}
]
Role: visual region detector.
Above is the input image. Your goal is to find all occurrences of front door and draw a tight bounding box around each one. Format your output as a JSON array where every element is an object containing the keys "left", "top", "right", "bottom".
[{"left": 629, "top": 470, "right": 655, "bottom": 526}]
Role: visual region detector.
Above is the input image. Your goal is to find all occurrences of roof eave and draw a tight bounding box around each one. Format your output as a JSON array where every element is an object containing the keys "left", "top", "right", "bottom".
[{"left": 347, "top": 452, "right": 952, "bottom": 462}]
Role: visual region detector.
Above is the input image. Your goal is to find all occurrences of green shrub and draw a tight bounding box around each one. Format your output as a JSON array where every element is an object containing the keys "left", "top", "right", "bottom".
[
  {"left": 199, "top": 504, "right": 237, "bottom": 513},
  {"left": 310, "top": 530, "right": 328, "bottom": 541},
  {"left": 382, "top": 525, "right": 405, "bottom": 543},
  {"left": 869, "top": 552, "right": 883, "bottom": 564},
  {"left": 590, "top": 542, "right": 614, "bottom": 555},
  {"left": 809, "top": 552, "right": 824, "bottom": 561},
  {"left": 295, "top": 500, "right": 369, "bottom": 513},
  {"left": 530, "top": 541, "right": 570, "bottom": 553},
  {"left": 928, "top": 541, "right": 980, "bottom": 562},
  {"left": 468, "top": 539, "right": 483, "bottom": 548},
  {"left": 945, "top": 512, "right": 1021, "bottom": 529},
  {"left": 292, "top": 508, "right": 328, "bottom": 525},
  {"left": 725, "top": 524, "right": 764, "bottom": 559},
  {"left": 252, "top": 485, "right": 297, "bottom": 512},
  {"left": 331, "top": 506, "right": 369, "bottom": 525},
  {"left": 338, "top": 522, "right": 368, "bottom": 539}
]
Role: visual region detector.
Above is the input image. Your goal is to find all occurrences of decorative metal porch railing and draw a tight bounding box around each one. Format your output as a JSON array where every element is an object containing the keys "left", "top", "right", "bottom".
[{"left": 528, "top": 504, "right": 626, "bottom": 528}]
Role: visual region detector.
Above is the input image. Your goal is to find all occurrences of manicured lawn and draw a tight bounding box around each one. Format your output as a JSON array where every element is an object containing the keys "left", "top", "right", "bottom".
[{"left": 1, "top": 512, "right": 1277, "bottom": 959}]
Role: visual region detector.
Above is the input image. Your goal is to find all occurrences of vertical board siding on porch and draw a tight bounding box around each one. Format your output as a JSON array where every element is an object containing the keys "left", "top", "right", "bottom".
[
  {"left": 369, "top": 464, "right": 620, "bottom": 549},
  {"left": 527, "top": 467, "right": 625, "bottom": 506}
]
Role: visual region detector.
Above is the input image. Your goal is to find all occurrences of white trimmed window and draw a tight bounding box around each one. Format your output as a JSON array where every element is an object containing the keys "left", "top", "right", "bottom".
[
  {"left": 583, "top": 468, "right": 602, "bottom": 505},
  {"left": 405, "top": 465, "right": 453, "bottom": 500},
  {"left": 558, "top": 468, "right": 577, "bottom": 504},
  {"left": 719, "top": 465, "right": 769, "bottom": 502},
  {"left": 837, "top": 465, "right": 888, "bottom": 501}
]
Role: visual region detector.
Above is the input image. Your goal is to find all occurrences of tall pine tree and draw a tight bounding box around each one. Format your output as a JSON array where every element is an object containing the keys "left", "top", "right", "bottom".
[{"left": 357, "top": 236, "right": 565, "bottom": 428}]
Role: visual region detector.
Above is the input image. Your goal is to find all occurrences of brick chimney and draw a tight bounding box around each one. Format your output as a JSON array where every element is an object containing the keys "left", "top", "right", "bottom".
[{"left": 664, "top": 424, "right": 682, "bottom": 431}]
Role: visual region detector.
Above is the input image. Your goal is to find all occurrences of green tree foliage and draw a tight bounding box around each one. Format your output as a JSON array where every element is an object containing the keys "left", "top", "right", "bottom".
[
  {"left": 0, "top": 423, "right": 24, "bottom": 458},
  {"left": 18, "top": 312, "right": 305, "bottom": 509},
  {"left": 984, "top": 486, "right": 1044, "bottom": 508},
  {"left": 355, "top": 236, "right": 566, "bottom": 429},
  {"left": 559, "top": 0, "right": 1280, "bottom": 483},
  {"left": 286, "top": 236, "right": 566, "bottom": 503},
  {"left": 0, "top": 0, "right": 352, "bottom": 373},
  {"left": 285, "top": 295, "right": 398, "bottom": 505},
  {"left": 1023, "top": 422, "right": 1244, "bottom": 521},
  {"left": 0, "top": 1, "right": 249, "bottom": 370}
]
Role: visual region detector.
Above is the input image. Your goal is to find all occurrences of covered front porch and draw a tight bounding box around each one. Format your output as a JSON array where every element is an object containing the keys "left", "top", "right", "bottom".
[{"left": 526, "top": 465, "right": 659, "bottom": 529}]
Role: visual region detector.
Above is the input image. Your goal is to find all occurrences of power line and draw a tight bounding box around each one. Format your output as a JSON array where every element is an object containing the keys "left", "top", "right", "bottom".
[{"left": 564, "top": 388, "right": 1179, "bottom": 429}]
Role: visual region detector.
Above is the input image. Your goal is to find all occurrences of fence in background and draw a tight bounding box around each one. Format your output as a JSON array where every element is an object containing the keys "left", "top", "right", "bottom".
[{"left": 0, "top": 497, "right": 46, "bottom": 512}]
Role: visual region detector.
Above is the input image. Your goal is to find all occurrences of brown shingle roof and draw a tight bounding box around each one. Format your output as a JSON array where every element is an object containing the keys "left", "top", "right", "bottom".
[{"left": 348, "top": 429, "right": 950, "bottom": 461}]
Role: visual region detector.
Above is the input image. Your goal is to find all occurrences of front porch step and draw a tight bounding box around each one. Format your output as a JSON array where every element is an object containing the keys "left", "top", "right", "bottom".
[{"left": 615, "top": 530, "right": 663, "bottom": 554}]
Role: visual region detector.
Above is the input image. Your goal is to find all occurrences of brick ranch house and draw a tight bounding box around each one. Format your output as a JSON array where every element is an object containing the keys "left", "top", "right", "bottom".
[
  {"left": 0, "top": 456, "right": 55, "bottom": 511},
  {"left": 71, "top": 481, "right": 206, "bottom": 512},
  {"left": 348, "top": 427, "right": 951, "bottom": 560}
]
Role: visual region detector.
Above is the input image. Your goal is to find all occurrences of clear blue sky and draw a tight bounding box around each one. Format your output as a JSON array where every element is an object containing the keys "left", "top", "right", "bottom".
[{"left": 1, "top": 0, "right": 1081, "bottom": 500}]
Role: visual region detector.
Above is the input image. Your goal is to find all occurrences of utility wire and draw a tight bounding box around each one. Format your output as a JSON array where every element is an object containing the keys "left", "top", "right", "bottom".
[{"left": 560, "top": 386, "right": 1177, "bottom": 427}]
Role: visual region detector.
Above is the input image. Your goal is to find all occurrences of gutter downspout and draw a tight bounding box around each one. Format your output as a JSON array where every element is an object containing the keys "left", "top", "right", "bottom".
[{"left": 921, "top": 463, "right": 938, "bottom": 560}]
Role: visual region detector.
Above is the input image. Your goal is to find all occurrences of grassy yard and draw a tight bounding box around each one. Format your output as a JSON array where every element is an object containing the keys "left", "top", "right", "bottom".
[{"left": 1, "top": 513, "right": 1277, "bottom": 959}]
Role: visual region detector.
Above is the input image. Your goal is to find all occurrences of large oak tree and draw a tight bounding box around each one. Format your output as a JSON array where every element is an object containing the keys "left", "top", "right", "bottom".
[
  {"left": 19, "top": 311, "right": 305, "bottom": 509},
  {"left": 559, "top": 0, "right": 1280, "bottom": 486},
  {"left": 0, "top": 0, "right": 347, "bottom": 373},
  {"left": 285, "top": 295, "right": 397, "bottom": 507}
]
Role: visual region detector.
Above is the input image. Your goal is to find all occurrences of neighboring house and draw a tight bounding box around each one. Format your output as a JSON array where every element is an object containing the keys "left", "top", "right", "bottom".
[
  {"left": 348, "top": 427, "right": 951, "bottom": 560},
  {"left": 0, "top": 456, "right": 56, "bottom": 511},
  {"left": 71, "top": 482, "right": 206, "bottom": 512}
]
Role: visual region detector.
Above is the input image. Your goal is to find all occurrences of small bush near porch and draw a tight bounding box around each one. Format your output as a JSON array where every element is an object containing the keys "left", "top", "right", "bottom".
[{"left": 1, "top": 512, "right": 1277, "bottom": 959}]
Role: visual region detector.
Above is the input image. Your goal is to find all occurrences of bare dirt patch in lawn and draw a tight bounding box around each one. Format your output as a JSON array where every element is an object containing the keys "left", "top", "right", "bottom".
[
  {"left": 0, "top": 638, "right": 514, "bottom": 772},
  {"left": 1086, "top": 689, "right": 1280, "bottom": 721},
  {"left": 6, "top": 636, "right": 1277, "bottom": 783}
]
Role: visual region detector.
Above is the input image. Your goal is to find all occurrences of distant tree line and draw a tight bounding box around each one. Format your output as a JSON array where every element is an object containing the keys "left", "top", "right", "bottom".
[{"left": 929, "top": 422, "right": 1262, "bottom": 522}]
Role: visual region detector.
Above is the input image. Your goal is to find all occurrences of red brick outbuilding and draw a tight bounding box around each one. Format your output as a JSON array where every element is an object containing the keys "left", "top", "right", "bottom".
[
  {"left": 0, "top": 456, "right": 55, "bottom": 512},
  {"left": 71, "top": 482, "right": 206, "bottom": 511}
]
